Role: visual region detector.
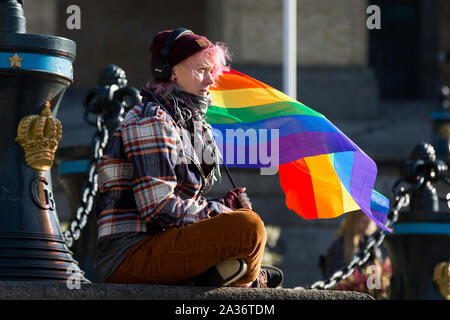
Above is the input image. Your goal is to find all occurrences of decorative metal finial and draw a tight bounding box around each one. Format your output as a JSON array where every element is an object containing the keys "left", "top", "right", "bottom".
[
  {"left": 98, "top": 64, "right": 128, "bottom": 87},
  {"left": 0, "top": 0, "right": 26, "bottom": 33},
  {"left": 83, "top": 64, "right": 140, "bottom": 127},
  {"left": 401, "top": 142, "right": 448, "bottom": 184}
]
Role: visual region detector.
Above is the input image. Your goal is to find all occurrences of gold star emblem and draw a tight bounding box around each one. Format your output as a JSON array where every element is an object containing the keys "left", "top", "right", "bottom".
[{"left": 9, "top": 53, "right": 24, "bottom": 68}]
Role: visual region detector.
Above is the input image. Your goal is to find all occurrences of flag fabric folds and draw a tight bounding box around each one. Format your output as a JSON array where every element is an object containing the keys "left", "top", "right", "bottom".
[{"left": 207, "top": 69, "right": 390, "bottom": 232}]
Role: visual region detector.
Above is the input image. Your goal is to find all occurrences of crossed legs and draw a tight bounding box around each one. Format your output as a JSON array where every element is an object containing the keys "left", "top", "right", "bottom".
[{"left": 106, "top": 208, "right": 267, "bottom": 286}]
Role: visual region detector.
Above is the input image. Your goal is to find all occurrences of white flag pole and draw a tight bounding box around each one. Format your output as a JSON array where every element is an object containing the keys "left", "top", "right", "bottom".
[{"left": 283, "top": 0, "right": 297, "bottom": 99}]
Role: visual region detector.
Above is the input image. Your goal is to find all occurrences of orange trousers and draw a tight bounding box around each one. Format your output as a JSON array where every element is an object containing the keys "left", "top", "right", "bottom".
[{"left": 106, "top": 208, "right": 267, "bottom": 286}]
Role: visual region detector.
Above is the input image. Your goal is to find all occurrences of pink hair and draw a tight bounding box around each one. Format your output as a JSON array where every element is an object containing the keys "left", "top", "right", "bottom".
[{"left": 149, "top": 41, "right": 231, "bottom": 96}]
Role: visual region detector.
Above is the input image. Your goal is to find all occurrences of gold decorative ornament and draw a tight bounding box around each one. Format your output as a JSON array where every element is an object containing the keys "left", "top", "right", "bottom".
[
  {"left": 8, "top": 53, "right": 23, "bottom": 68},
  {"left": 433, "top": 261, "right": 450, "bottom": 299},
  {"left": 438, "top": 124, "right": 450, "bottom": 139},
  {"left": 15, "top": 102, "right": 62, "bottom": 171}
]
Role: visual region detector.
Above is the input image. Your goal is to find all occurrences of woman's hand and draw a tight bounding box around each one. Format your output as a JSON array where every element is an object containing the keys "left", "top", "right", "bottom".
[
  {"left": 221, "top": 187, "right": 253, "bottom": 211},
  {"left": 238, "top": 187, "right": 252, "bottom": 210}
]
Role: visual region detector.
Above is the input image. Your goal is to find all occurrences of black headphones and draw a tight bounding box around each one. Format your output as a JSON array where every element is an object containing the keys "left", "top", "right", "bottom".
[{"left": 151, "top": 27, "right": 193, "bottom": 81}]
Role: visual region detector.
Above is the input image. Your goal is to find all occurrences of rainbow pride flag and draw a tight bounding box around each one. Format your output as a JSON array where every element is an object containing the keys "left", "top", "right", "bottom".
[{"left": 207, "top": 69, "right": 391, "bottom": 232}]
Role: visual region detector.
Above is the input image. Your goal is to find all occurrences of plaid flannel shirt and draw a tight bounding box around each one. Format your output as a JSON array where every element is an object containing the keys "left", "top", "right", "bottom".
[{"left": 96, "top": 100, "right": 231, "bottom": 238}]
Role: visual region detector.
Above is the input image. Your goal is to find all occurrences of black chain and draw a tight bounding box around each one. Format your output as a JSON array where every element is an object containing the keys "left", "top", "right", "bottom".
[
  {"left": 307, "top": 175, "right": 424, "bottom": 290},
  {"left": 63, "top": 116, "right": 109, "bottom": 248},
  {"left": 62, "top": 66, "right": 140, "bottom": 248}
]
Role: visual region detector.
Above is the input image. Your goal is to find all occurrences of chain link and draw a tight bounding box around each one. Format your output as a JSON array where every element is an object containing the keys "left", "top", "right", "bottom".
[
  {"left": 308, "top": 175, "right": 424, "bottom": 290},
  {"left": 63, "top": 115, "right": 109, "bottom": 248}
]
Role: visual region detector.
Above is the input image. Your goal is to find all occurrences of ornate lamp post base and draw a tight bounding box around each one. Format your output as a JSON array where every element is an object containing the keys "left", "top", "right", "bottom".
[{"left": 0, "top": 0, "right": 88, "bottom": 282}]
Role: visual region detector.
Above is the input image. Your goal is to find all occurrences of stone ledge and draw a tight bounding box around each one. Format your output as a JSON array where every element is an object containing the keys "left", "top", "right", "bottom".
[{"left": 0, "top": 281, "right": 374, "bottom": 300}]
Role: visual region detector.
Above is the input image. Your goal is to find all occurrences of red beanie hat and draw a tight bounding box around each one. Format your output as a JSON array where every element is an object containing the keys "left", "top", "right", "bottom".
[{"left": 150, "top": 29, "right": 213, "bottom": 67}]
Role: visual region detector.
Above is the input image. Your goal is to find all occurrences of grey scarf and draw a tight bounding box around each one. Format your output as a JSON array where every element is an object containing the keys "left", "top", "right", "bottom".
[{"left": 168, "top": 90, "right": 222, "bottom": 184}]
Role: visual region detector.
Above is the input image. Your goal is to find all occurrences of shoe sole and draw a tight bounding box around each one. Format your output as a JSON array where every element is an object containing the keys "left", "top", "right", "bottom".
[
  {"left": 220, "top": 259, "right": 248, "bottom": 286},
  {"left": 188, "top": 259, "right": 248, "bottom": 287}
]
